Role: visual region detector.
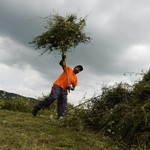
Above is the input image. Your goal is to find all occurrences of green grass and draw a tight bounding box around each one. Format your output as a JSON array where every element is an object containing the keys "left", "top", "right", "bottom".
[{"left": 0, "top": 109, "right": 122, "bottom": 150}]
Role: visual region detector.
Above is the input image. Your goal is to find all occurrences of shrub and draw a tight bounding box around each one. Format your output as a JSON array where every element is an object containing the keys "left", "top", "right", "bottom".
[{"left": 61, "top": 69, "right": 150, "bottom": 149}]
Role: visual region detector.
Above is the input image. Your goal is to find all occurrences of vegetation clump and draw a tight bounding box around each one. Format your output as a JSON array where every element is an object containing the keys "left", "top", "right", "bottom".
[
  {"left": 29, "top": 12, "right": 91, "bottom": 55},
  {"left": 61, "top": 69, "right": 150, "bottom": 149}
]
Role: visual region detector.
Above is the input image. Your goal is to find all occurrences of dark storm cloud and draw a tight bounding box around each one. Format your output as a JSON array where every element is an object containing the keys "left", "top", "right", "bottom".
[
  {"left": 73, "top": 0, "right": 150, "bottom": 76},
  {"left": 0, "top": 0, "right": 63, "bottom": 44},
  {"left": 1, "top": 0, "right": 150, "bottom": 101}
]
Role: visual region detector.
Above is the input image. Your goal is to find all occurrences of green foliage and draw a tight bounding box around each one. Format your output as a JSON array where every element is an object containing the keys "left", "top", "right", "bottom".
[
  {"left": 60, "top": 69, "right": 150, "bottom": 149},
  {"left": 60, "top": 107, "right": 87, "bottom": 131},
  {"left": 99, "top": 82, "right": 131, "bottom": 110},
  {"left": 0, "top": 91, "right": 38, "bottom": 113},
  {"left": 0, "top": 90, "right": 36, "bottom": 102},
  {"left": 29, "top": 12, "right": 91, "bottom": 55},
  {"left": 132, "top": 70, "right": 150, "bottom": 103},
  {"left": 0, "top": 92, "right": 74, "bottom": 118},
  {"left": 0, "top": 97, "right": 35, "bottom": 113}
]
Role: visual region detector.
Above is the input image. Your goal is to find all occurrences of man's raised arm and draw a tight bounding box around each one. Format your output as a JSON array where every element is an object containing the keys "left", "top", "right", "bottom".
[
  {"left": 59, "top": 54, "right": 66, "bottom": 68},
  {"left": 59, "top": 59, "right": 65, "bottom": 68}
]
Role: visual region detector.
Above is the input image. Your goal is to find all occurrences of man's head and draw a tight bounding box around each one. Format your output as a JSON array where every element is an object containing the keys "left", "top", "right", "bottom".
[{"left": 73, "top": 65, "right": 83, "bottom": 74}]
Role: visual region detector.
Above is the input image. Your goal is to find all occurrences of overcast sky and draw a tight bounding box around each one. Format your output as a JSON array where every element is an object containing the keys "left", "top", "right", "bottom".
[{"left": 0, "top": 0, "right": 150, "bottom": 105}]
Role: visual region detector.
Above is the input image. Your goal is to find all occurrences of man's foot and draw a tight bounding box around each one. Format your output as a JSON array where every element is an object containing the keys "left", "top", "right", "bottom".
[
  {"left": 57, "top": 116, "right": 64, "bottom": 120},
  {"left": 32, "top": 108, "right": 38, "bottom": 116}
]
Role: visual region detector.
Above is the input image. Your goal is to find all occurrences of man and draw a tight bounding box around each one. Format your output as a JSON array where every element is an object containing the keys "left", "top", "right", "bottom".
[{"left": 32, "top": 55, "right": 83, "bottom": 119}]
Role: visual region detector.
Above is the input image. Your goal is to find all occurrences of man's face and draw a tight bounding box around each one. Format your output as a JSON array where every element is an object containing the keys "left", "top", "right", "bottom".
[{"left": 73, "top": 67, "right": 81, "bottom": 74}]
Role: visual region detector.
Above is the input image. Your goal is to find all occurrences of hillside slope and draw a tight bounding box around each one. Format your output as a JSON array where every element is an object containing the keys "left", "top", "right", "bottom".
[
  {"left": 0, "top": 109, "right": 121, "bottom": 150},
  {"left": 0, "top": 90, "right": 36, "bottom": 102}
]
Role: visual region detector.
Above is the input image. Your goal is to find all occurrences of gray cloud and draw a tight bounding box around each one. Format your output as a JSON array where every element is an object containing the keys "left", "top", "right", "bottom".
[{"left": 0, "top": 0, "right": 150, "bottom": 103}]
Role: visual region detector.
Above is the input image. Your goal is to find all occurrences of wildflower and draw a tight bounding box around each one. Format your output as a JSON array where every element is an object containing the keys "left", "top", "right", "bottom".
[{"left": 27, "top": 102, "right": 29, "bottom": 105}]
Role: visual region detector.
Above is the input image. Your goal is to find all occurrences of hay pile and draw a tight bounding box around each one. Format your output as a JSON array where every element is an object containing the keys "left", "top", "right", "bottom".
[{"left": 29, "top": 13, "right": 91, "bottom": 55}]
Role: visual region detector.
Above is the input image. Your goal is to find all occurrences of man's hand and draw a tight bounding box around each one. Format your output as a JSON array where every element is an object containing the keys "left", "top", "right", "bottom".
[
  {"left": 66, "top": 85, "right": 75, "bottom": 91},
  {"left": 66, "top": 85, "right": 71, "bottom": 91},
  {"left": 62, "top": 54, "right": 66, "bottom": 60},
  {"left": 59, "top": 59, "right": 65, "bottom": 68}
]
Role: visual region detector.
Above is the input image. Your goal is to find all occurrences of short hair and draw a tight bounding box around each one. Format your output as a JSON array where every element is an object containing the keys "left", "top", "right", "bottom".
[{"left": 75, "top": 65, "right": 83, "bottom": 71}]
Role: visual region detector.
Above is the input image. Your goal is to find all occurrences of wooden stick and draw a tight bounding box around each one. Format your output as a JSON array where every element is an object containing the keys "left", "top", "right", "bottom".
[
  {"left": 62, "top": 50, "right": 70, "bottom": 93},
  {"left": 64, "top": 57, "right": 70, "bottom": 93}
]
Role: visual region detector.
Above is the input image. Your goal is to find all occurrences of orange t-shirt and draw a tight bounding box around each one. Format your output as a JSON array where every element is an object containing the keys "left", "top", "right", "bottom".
[{"left": 53, "top": 66, "right": 78, "bottom": 91}]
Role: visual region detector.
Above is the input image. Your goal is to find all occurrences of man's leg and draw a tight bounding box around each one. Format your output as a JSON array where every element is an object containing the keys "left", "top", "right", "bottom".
[
  {"left": 57, "top": 88, "right": 67, "bottom": 118},
  {"left": 32, "top": 86, "right": 61, "bottom": 116}
]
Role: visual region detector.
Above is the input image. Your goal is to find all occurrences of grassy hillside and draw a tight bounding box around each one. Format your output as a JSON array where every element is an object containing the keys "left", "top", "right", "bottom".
[
  {"left": 1, "top": 69, "right": 150, "bottom": 149},
  {"left": 0, "top": 90, "right": 36, "bottom": 102},
  {"left": 0, "top": 109, "right": 121, "bottom": 150}
]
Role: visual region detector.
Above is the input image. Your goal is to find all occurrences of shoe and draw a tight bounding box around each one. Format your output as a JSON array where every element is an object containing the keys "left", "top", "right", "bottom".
[
  {"left": 32, "top": 108, "right": 38, "bottom": 116},
  {"left": 59, "top": 116, "right": 64, "bottom": 120},
  {"left": 57, "top": 116, "right": 64, "bottom": 120}
]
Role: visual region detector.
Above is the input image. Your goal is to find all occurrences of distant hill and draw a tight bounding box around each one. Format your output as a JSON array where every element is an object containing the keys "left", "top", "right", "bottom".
[{"left": 0, "top": 90, "right": 37, "bottom": 102}]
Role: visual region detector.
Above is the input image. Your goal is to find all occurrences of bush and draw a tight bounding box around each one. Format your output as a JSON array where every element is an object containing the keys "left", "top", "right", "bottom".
[{"left": 61, "top": 69, "right": 150, "bottom": 149}]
